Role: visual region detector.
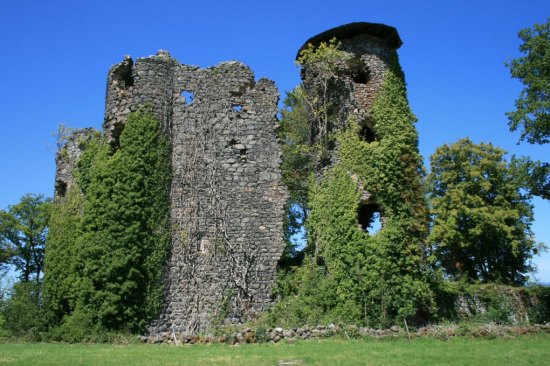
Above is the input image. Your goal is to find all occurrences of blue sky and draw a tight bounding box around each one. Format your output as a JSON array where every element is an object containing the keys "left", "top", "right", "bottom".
[{"left": 1, "top": 0, "right": 549, "bottom": 281}]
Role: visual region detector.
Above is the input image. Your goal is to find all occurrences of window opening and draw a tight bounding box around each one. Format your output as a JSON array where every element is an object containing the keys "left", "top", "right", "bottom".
[
  {"left": 347, "top": 56, "right": 369, "bottom": 84},
  {"left": 112, "top": 61, "right": 134, "bottom": 89},
  {"left": 358, "top": 203, "right": 382, "bottom": 234},
  {"left": 359, "top": 124, "right": 376, "bottom": 142},
  {"left": 352, "top": 69, "right": 369, "bottom": 84},
  {"left": 55, "top": 180, "right": 67, "bottom": 197},
  {"left": 181, "top": 90, "right": 195, "bottom": 105}
]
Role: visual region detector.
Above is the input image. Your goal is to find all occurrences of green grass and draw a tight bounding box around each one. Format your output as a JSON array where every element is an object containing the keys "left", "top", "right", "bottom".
[{"left": 1, "top": 334, "right": 549, "bottom": 365}]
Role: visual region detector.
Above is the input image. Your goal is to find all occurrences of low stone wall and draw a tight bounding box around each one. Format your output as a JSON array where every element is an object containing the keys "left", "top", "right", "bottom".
[
  {"left": 140, "top": 322, "right": 550, "bottom": 345},
  {"left": 438, "top": 284, "right": 550, "bottom": 324}
]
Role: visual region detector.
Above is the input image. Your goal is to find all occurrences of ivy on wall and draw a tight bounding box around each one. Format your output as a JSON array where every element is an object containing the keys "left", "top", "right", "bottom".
[
  {"left": 271, "top": 41, "right": 434, "bottom": 327},
  {"left": 44, "top": 111, "right": 171, "bottom": 332}
]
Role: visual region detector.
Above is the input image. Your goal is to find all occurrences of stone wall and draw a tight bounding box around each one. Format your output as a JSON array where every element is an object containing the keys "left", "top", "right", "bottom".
[
  {"left": 55, "top": 50, "right": 287, "bottom": 335},
  {"left": 299, "top": 23, "right": 402, "bottom": 223},
  {"left": 300, "top": 25, "right": 401, "bottom": 165},
  {"left": 54, "top": 127, "right": 97, "bottom": 199}
]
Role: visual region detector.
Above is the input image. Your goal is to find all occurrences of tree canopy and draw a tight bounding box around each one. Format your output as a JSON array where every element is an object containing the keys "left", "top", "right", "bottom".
[
  {"left": 506, "top": 19, "right": 550, "bottom": 144},
  {"left": 427, "top": 138, "right": 544, "bottom": 285},
  {"left": 0, "top": 194, "right": 51, "bottom": 283}
]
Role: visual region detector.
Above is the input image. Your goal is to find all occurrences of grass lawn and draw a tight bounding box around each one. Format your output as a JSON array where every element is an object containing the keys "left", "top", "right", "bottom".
[{"left": 1, "top": 334, "right": 549, "bottom": 365}]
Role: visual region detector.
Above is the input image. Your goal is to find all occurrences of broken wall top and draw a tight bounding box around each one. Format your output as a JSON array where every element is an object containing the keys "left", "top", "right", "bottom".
[{"left": 296, "top": 22, "right": 402, "bottom": 58}]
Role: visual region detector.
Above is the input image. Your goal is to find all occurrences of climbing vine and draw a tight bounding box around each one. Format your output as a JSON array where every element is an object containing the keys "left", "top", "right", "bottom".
[
  {"left": 45, "top": 111, "right": 171, "bottom": 333},
  {"left": 272, "top": 41, "right": 434, "bottom": 327}
]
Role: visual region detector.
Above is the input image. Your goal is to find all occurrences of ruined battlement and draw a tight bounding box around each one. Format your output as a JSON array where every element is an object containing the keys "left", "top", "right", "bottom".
[{"left": 299, "top": 22, "right": 402, "bottom": 142}]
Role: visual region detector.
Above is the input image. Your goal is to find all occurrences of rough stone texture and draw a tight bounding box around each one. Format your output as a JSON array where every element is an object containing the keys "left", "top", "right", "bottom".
[
  {"left": 54, "top": 128, "right": 97, "bottom": 200},
  {"left": 299, "top": 22, "right": 403, "bottom": 223},
  {"left": 299, "top": 25, "right": 401, "bottom": 157},
  {"left": 55, "top": 50, "right": 287, "bottom": 335}
]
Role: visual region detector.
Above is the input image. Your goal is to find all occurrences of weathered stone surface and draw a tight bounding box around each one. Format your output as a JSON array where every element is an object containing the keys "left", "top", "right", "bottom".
[
  {"left": 55, "top": 50, "right": 287, "bottom": 336},
  {"left": 54, "top": 128, "right": 97, "bottom": 200}
]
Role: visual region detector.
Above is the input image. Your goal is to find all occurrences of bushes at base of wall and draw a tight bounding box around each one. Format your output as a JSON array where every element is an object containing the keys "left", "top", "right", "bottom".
[{"left": 434, "top": 282, "right": 550, "bottom": 324}]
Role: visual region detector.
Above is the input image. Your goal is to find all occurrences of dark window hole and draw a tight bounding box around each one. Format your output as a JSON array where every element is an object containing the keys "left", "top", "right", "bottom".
[
  {"left": 112, "top": 61, "right": 134, "bottom": 90},
  {"left": 181, "top": 90, "right": 195, "bottom": 105},
  {"left": 347, "top": 56, "right": 370, "bottom": 84},
  {"left": 55, "top": 180, "right": 67, "bottom": 198},
  {"left": 358, "top": 203, "right": 382, "bottom": 234},
  {"left": 353, "top": 69, "right": 369, "bottom": 84},
  {"left": 359, "top": 124, "right": 376, "bottom": 142}
]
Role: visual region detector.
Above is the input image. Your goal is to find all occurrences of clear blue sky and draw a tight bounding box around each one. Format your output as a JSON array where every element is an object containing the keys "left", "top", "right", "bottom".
[{"left": 1, "top": 0, "right": 549, "bottom": 281}]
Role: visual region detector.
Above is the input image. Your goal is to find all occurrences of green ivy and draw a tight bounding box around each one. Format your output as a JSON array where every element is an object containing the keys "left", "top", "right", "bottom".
[
  {"left": 45, "top": 111, "right": 171, "bottom": 333},
  {"left": 44, "top": 186, "right": 84, "bottom": 321},
  {"left": 274, "top": 45, "right": 435, "bottom": 327}
]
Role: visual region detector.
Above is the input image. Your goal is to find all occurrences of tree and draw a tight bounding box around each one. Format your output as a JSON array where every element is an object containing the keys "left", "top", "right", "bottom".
[
  {"left": 427, "top": 138, "right": 544, "bottom": 285},
  {"left": 506, "top": 19, "right": 550, "bottom": 145},
  {"left": 0, "top": 194, "right": 51, "bottom": 283},
  {"left": 279, "top": 86, "right": 312, "bottom": 263},
  {"left": 505, "top": 19, "right": 550, "bottom": 200}
]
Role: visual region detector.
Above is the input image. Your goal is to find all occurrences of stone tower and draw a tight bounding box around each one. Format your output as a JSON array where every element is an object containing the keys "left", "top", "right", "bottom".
[
  {"left": 296, "top": 23, "right": 432, "bottom": 323},
  {"left": 53, "top": 51, "right": 288, "bottom": 335},
  {"left": 298, "top": 22, "right": 403, "bottom": 229}
]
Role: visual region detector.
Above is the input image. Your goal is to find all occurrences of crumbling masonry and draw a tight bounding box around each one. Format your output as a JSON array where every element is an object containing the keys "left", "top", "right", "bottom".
[
  {"left": 55, "top": 50, "right": 288, "bottom": 334},
  {"left": 298, "top": 22, "right": 403, "bottom": 231},
  {"left": 53, "top": 22, "right": 408, "bottom": 335}
]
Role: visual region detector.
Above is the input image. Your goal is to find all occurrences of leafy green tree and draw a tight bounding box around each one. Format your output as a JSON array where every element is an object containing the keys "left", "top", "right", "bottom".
[
  {"left": 510, "top": 157, "right": 549, "bottom": 200},
  {"left": 297, "top": 38, "right": 352, "bottom": 167},
  {"left": 1, "top": 281, "right": 49, "bottom": 339},
  {"left": 505, "top": 19, "right": 550, "bottom": 200},
  {"left": 0, "top": 194, "right": 51, "bottom": 283},
  {"left": 279, "top": 86, "right": 312, "bottom": 262},
  {"left": 506, "top": 19, "right": 550, "bottom": 145},
  {"left": 427, "top": 138, "right": 544, "bottom": 285}
]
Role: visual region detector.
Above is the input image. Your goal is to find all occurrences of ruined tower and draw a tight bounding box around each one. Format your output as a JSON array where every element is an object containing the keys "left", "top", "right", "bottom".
[
  {"left": 298, "top": 22, "right": 403, "bottom": 229},
  {"left": 298, "top": 22, "right": 402, "bottom": 133},
  {"left": 53, "top": 50, "right": 288, "bottom": 335},
  {"left": 298, "top": 23, "right": 432, "bottom": 323}
]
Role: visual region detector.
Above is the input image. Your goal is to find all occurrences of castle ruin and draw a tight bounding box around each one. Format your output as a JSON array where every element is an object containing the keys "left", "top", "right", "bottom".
[
  {"left": 298, "top": 22, "right": 403, "bottom": 231},
  {"left": 52, "top": 22, "right": 420, "bottom": 336},
  {"left": 55, "top": 51, "right": 288, "bottom": 334}
]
